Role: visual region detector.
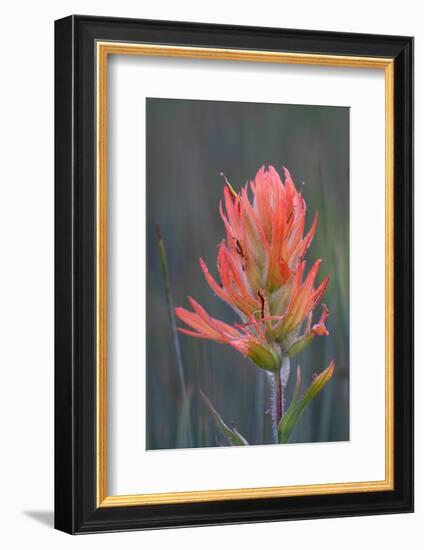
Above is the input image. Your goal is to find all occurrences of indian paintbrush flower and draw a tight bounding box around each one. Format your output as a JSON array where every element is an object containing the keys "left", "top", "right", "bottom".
[{"left": 175, "top": 165, "right": 330, "bottom": 371}]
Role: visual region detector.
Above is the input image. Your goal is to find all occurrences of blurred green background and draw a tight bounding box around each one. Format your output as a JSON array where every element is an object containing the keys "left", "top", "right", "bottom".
[{"left": 146, "top": 98, "right": 349, "bottom": 449}]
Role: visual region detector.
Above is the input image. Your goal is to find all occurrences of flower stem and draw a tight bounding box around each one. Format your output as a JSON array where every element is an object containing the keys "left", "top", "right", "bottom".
[
  {"left": 269, "top": 357, "right": 290, "bottom": 443},
  {"left": 274, "top": 370, "right": 283, "bottom": 426}
]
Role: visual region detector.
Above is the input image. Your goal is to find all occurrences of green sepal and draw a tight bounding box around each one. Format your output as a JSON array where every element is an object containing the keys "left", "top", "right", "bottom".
[
  {"left": 200, "top": 390, "right": 249, "bottom": 446},
  {"left": 248, "top": 343, "right": 281, "bottom": 372},
  {"left": 286, "top": 334, "right": 314, "bottom": 358},
  {"left": 278, "top": 361, "right": 335, "bottom": 444}
]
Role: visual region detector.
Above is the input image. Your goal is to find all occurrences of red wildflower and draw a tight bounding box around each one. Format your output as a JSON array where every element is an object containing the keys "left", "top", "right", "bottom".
[{"left": 175, "top": 165, "right": 330, "bottom": 370}]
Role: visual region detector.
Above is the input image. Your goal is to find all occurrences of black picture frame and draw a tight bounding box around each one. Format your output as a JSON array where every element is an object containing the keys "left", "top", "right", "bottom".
[{"left": 55, "top": 14, "right": 413, "bottom": 534}]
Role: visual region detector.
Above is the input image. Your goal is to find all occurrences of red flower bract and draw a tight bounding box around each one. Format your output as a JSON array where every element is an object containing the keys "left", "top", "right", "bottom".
[{"left": 175, "top": 165, "right": 330, "bottom": 371}]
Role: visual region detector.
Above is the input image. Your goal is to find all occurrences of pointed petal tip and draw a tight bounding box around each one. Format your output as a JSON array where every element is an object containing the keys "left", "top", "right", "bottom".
[
  {"left": 199, "top": 257, "right": 210, "bottom": 273},
  {"left": 312, "top": 325, "right": 330, "bottom": 337},
  {"left": 187, "top": 295, "right": 204, "bottom": 312},
  {"left": 175, "top": 306, "right": 192, "bottom": 323},
  {"left": 328, "top": 360, "right": 336, "bottom": 375}
]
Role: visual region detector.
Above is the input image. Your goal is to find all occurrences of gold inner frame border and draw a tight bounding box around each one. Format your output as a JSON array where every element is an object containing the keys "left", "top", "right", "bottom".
[{"left": 96, "top": 42, "right": 394, "bottom": 508}]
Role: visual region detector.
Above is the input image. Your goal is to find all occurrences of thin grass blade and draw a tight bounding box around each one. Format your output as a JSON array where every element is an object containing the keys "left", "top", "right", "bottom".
[
  {"left": 200, "top": 390, "right": 248, "bottom": 446},
  {"left": 156, "top": 224, "right": 193, "bottom": 447}
]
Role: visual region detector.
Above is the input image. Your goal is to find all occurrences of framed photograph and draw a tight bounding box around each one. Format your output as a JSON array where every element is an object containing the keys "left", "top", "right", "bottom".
[{"left": 54, "top": 15, "right": 413, "bottom": 534}]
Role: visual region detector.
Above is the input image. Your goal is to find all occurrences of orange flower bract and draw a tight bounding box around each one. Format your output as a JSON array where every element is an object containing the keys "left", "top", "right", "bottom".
[{"left": 175, "top": 165, "right": 330, "bottom": 371}]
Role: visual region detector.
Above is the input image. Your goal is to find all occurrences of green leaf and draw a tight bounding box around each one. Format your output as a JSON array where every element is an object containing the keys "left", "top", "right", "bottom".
[
  {"left": 286, "top": 334, "right": 314, "bottom": 358},
  {"left": 291, "top": 364, "right": 302, "bottom": 403},
  {"left": 200, "top": 390, "right": 249, "bottom": 446},
  {"left": 278, "top": 361, "right": 335, "bottom": 444}
]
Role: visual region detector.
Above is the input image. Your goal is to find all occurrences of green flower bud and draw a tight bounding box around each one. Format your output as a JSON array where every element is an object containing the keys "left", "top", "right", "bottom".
[{"left": 248, "top": 342, "right": 281, "bottom": 372}]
